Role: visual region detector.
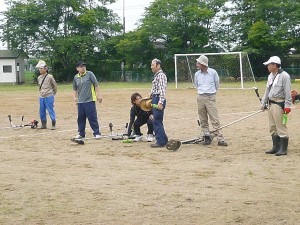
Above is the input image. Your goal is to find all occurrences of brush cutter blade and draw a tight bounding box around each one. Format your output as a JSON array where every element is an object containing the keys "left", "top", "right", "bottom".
[
  {"left": 70, "top": 138, "right": 85, "bottom": 145},
  {"left": 166, "top": 139, "right": 181, "bottom": 151}
]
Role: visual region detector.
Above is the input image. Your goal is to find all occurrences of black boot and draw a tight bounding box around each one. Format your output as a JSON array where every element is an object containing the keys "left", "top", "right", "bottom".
[
  {"left": 275, "top": 137, "right": 289, "bottom": 156},
  {"left": 51, "top": 120, "right": 56, "bottom": 130},
  {"left": 40, "top": 120, "right": 47, "bottom": 129},
  {"left": 202, "top": 135, "right": 212, "bottom": 145},
  {"left": 265, "top": 134, "right": 280, "bottom": 154}
]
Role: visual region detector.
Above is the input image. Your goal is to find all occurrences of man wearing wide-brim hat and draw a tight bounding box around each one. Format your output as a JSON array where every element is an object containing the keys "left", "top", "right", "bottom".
[
  {"left": 194, "top": 55, "right": 227, "bottom": 146},
  {"left": 36, "top": 60, "right": 57, "bottom": 130}
]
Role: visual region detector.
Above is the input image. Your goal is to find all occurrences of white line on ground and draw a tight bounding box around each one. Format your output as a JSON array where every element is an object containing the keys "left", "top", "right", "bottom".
[{"left": 0, "top": 110, "right": 263, "bottom": 140}]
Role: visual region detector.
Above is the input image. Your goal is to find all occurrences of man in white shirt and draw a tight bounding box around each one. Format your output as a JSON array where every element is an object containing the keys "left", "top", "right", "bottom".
[{"left": 194, "top": 55, "right": 227, "bottom": 146}]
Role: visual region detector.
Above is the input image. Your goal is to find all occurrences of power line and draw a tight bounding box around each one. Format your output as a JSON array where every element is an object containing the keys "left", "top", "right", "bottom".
[{"left": 108, "top": 5, "right": 149, "bottom": 10}]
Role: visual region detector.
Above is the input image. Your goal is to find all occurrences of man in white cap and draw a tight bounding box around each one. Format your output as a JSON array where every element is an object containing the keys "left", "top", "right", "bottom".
[
  {"left": 36, "top": 60, "right": 57, "bottom": 130},
  {"left": 194, "top": 55, "right": 227, "bottom": 146},
  {"left": 260, "top": 56, "right": 292, "bottom": 156}
]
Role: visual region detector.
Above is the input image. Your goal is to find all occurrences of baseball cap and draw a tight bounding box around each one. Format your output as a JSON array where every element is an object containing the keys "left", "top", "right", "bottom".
[
  {"left": 263, "top": 56, "right": 281, "bottom": 66},
  {"left": 76, "top": 61, "right": 87, "bottom": 67},
  {"left": 196, "top": 55, "right": 208, "bottom": 67},
  {"left": 35, "top": 60, "right": 47, "bottom": 68}
]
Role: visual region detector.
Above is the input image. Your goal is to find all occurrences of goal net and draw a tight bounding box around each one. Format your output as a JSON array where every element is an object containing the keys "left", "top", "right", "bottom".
[{"left": 174, "top": 52, "right": 257, "bottom": 89}]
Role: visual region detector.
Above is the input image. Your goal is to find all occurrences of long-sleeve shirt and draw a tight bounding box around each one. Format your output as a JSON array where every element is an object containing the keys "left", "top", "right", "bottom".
[
  {"left": 38, "top": 74, "right": 57, "bottom": 98},
  {"left": 151, "top": 70, "right": 167, "bottom": 104},
  {"left": 128, "top": 105, "right": 152, "bottom": 135},
  {"left": 261, "top": 70, "right": 292, "bottom": 108},
  {"left": 194, "top": 68, "right": 219, "bottom": 94}
]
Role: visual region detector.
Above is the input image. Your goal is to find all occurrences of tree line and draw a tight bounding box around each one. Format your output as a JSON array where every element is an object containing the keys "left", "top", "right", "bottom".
[{"left": 2, "top": 0, "right": 300, "bottom": 82}]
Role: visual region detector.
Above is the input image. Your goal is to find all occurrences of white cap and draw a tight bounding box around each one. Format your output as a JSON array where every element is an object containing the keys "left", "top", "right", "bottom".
[
  {"left": 35, "top": 60, "right": 47, "bottom": 68},
  {"left": 263, "top": 56, "right": 281, "bottom": 65},
  {"left": 196, "top": 55, "right": 208, "bottom": 67}
]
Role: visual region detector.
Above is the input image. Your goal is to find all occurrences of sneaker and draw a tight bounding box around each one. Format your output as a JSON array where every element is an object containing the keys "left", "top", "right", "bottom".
[
  {"left": 74, "top": 134, "right": 84, "bottom": 139},
  {"left": 146, "top": 134, "right": 154, "bottom": 142},
  {"left": 150, "top": 143, "right": 165, "bottom": 148},
  {"left": 218, "top": 140, "right": 228, "bottom": 146},
  {"left": 94, "top": 134, "right": 101, "bottom": 139},
  {"left": 134, "top": 135, "right": 143, "bottom": 142},
  {"left": 216, "top": 133, "right": 227, "bottom": 146}
]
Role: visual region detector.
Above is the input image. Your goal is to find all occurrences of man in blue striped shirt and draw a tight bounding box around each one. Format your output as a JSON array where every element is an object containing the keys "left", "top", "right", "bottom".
[
  {"left": 194, "top": 55, "right": 227, "bottom": 146},
  {"left": 150, "top": 58, "right": 168, "bottom": 148}
]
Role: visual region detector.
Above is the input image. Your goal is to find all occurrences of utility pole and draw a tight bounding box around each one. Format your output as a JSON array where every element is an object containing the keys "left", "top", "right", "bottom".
[
  {"left": 121, "top": 0, "right": 126, "bottom": 82},
  {"left": 122, "top": 0, "right": 125, "bottom": 34}
]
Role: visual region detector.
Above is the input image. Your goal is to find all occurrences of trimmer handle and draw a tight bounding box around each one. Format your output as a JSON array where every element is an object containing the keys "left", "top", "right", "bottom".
[
  {"left": 254, "top": 88, "right": 268, "bottom": 109},
  {"left": 254, "top": 88, "right": 262, "bottom": 101},
  {"left": 109, "top": 122, "right": 113, "bottom": 133}
]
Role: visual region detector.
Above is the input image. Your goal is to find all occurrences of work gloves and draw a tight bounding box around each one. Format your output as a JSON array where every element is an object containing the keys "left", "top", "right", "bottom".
[{"left": 283, "top": 108, "right": 291, "bottom": 114}]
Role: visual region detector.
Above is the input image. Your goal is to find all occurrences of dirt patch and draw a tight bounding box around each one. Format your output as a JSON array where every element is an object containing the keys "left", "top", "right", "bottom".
[{"left": 0, "top": 87, "right": 299, "bottom": 225}]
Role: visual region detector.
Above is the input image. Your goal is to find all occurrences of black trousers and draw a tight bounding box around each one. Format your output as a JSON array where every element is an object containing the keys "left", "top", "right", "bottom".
[{"left": 134, "top": 118, "right": 153, "bottom": 136}]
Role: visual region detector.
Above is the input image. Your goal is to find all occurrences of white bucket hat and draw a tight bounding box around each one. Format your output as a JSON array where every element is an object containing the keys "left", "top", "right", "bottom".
[
  {"left": 35, "top": 60, "right": 47, "bottom": 68},
  {"left": 196, "top": 55, "right": 208, "bottom": 67},
  {"left": 263, "top": 56, "right": 281, "bottom": 65}
]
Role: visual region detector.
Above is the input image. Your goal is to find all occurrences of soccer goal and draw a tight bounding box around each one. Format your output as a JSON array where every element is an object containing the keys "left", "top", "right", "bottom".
[{"left": 174, "top": 52, "right": 257, "bottom": 89}]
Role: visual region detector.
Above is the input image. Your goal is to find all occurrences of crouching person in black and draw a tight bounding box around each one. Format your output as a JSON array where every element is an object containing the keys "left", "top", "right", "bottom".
[{"left": 127, "top": 93, "right": 154, "bottom": 142}]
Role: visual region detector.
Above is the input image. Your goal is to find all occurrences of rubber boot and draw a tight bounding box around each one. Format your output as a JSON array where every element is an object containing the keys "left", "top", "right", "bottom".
[
  {"left": 275, "top": 137, "right": 288, "bottom": 156},
  {"left": 202, "top": 135, "right": 212, "bottom": 145},
  {"left": 51, "top": 120, "right": 56, "bottom": 130},
  {"left": 40, "top": 120, "right": 47, "bottom": 129},
  {"left": 265, "top": 134, "right": 280, "bottom": 154}
]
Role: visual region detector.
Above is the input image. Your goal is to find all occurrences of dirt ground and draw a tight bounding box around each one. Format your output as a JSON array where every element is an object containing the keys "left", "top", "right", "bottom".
[{"left": 0, "top": 86, "right": 299, "bottom": 225}]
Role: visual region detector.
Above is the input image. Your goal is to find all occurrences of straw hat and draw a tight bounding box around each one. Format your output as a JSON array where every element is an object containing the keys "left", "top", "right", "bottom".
[{"left": 140, "top": 98, "right": 152, "bottom": 111}]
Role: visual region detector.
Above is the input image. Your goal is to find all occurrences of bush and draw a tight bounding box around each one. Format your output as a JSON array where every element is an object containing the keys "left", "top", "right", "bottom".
[{"left": 224, "top": 76, "right": 236, "bottom": 82}]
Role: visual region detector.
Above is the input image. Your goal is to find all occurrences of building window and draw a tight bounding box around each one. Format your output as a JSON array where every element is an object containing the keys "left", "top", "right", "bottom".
[{"left": 3, "top": 65, "right": 12, "bottom": 73}]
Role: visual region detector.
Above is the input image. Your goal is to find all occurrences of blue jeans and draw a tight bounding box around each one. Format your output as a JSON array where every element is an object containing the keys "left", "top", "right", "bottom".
[
  {"left": 77, "top": 101, "right": 100, "bottom": 137},
  {"left": 152, "top": 96, "right": 168, "bottom": 146},
  {"left": 39, "top": 95, "right": 56, "bottom": 122}
]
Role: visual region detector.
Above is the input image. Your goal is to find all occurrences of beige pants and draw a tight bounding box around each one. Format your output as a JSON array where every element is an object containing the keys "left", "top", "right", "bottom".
[
  {"left": 268, "top": 99, "right": 288, "bottom": 138},
  {"left": 197, "top": 94, "right": 224, "bottom": 140}
]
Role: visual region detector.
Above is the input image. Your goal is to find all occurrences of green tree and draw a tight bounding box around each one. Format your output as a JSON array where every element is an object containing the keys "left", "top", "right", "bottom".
[
  {"left": 224, "top": 0, "right": 300, "bottom": 76},
  {"left": 229, "top": 1, "right": 300, "bottom": 55},
  {"left": 3, "top": 0, "right": 122, "bottom": 81},
  {"left": 141, "top": 0, "right": 225, "bottom": 53},
  {"left": 113, "top": 0, "right": 227, "bottom": 80}
]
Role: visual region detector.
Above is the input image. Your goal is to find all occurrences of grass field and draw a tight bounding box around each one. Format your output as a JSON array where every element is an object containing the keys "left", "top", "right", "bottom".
[{"left": 1, "top": 80, "right": 300, "bottom": 94}]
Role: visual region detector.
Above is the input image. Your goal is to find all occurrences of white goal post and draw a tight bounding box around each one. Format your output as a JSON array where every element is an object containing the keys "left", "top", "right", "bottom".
[{"left": 174, "top": 52, "right": 257, "bottom": 89}]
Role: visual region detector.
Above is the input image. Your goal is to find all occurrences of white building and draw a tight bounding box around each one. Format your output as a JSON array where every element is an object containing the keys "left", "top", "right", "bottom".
[{"left": 0, "top": 50, "right": 28, "bottom": 83}]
